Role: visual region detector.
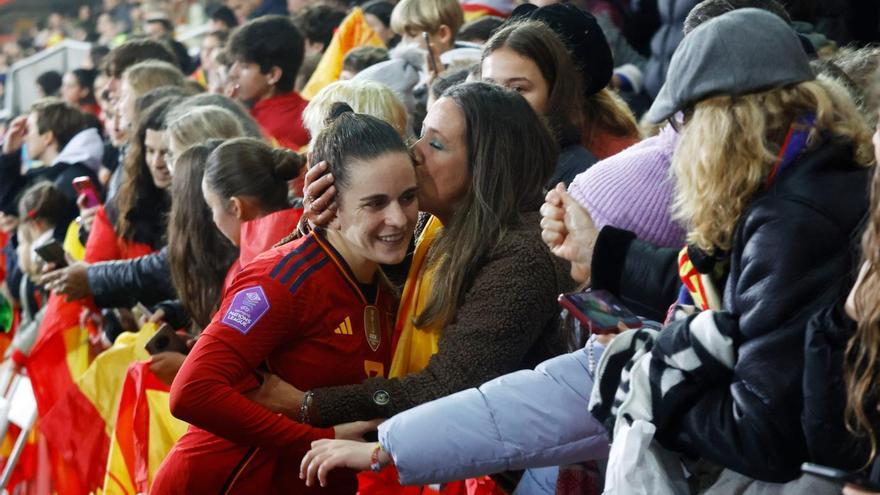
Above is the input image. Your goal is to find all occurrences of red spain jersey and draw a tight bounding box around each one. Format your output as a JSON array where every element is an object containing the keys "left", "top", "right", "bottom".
[{"left": 153, "top": 230, "right": 396, "bottom": 495}]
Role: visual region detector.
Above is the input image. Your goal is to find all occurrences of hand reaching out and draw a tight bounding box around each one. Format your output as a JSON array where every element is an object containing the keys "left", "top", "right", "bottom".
[
  {"left": 40, "top": 261, "right": 91, "bottom": 301},
  {"left": 300, "top": 421, "right": 387, "bottom": 489}
]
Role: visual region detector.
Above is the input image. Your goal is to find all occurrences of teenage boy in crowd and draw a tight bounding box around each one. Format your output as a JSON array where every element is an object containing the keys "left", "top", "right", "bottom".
[
  {"left": 0, "top": 100, "right": 100, "bottom": 235},
  {"left": 227, "top": 15, "right": 310, "bottom": 150}
]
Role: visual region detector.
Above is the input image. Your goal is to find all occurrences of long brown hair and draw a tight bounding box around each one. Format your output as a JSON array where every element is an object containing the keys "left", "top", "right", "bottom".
[
  {"left": 414, "top": 82, "right": 557, "bottom": 328},
  {"left": 846, "top": 162, "right": 880, "bottom": 465},
  {"left": 112, "top": 96, "right": 180, "bottom": 247},
  {"left": 168, "top": 142, "right": 239, "bottom": 330},
  {"left": 482, "top": 20, "right": 584, "bottom": 147}
]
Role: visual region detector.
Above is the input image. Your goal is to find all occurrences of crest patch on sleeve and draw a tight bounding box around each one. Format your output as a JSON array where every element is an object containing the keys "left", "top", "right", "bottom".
[{"left": 222, "top": 286, "right": 270, "bottom": 334}]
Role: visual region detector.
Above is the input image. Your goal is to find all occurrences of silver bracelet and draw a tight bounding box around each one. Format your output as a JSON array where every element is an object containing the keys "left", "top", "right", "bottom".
[
  {"left": 300, "top": 391, "right": 314, "bottom": 424},
  {"left": 587, "top": 337, "right": 597, "bottom": 377}
]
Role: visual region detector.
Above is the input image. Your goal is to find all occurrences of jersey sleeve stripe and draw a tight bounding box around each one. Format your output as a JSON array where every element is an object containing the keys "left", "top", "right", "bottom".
[
  {"left": 275, "top": 243, "right": 323, "bottom": 285},
  {"left": 268, "top": 237, "right": 317, "bottom": 279},
  {"left": 288, "top": 257, "right": 330, "bottom": 294}
]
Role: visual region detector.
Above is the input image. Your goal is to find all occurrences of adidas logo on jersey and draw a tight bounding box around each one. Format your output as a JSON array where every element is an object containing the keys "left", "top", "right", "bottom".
[{"left": 334, "top": 316, "right": 353, "bottom": 335}]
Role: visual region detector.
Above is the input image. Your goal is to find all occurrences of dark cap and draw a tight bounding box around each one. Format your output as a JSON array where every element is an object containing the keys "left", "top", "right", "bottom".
[
  {"left": 510, "top": 3, "right": 613, "bottom": 96},
  {"left": 646, "top": 8, "right": 814, "bottom": 124}
]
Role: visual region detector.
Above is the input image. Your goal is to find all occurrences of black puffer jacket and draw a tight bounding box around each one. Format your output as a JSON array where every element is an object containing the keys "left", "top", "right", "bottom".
[
  {"left": 592, "top": 140, "right": 870, "bottom": 481},
  {"left": 801, "top": 303, "right": 876, "bottom": 474},
  {"left": 86, "top": 247, "right": 176, "bottom": 309}
]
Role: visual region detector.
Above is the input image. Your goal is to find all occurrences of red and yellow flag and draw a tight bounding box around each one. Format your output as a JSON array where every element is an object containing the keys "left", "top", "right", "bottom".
[
  {"left": 103, "top": 361, "right": 186, "bottom": 495},
  {"left": 302, "top": 7, "right": 385, "bottom": 99}
]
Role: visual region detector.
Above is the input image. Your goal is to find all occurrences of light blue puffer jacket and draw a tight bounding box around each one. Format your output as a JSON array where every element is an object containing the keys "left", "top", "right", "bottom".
[{"left": 378, "top": 344, "right": 609, "bottom": 486}]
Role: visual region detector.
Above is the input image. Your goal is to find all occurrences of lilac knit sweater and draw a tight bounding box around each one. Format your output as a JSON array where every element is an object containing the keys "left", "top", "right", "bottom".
[{"left": 568, "top": 125, "right": 686, "bottom": 248}]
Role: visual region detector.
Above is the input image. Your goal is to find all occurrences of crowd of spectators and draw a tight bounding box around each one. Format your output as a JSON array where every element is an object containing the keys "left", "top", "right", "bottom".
[{"left": 0, "top": 0, "right": 878, "bottom": 494}]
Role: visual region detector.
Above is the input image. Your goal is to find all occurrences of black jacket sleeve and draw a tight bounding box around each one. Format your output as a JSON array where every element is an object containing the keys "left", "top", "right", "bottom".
[
  {"left": 86, "top": 247, "right": 176, "bottom": 308},
  {"left": 802, "top": 304, "right": 872, "bottom": 472},
  {"left": 590, "top": 226, "right": 681, "bottom": 321}
]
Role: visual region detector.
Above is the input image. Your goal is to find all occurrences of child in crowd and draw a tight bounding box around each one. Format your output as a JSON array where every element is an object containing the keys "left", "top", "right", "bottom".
[{"left": 226, "top": 15, "right": 310, "bottom": 150}]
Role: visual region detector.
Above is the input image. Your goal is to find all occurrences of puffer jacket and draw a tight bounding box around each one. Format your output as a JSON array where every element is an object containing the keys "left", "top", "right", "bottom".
[
  {"left": 379, "top": 342, "right": 609, "bottom": 485},
  {"left": 591, "top": 139, "right": 870, "bottom": 481},
  {"left": 801, "top": 303, "right": 874, "bottom": 474}
]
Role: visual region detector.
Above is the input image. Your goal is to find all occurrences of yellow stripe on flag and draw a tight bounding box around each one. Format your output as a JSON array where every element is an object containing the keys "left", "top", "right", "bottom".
[
  {"left": 302, "top": 8, "right": 385, "bottom": 99},
  {"left": 145, "top": 389, "right": 187, "bottom": 485},
  {"left": 77, "top": 324, "right": 159, "bottom": 432}
]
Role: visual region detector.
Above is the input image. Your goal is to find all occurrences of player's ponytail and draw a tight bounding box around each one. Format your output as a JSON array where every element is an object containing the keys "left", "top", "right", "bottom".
[
  {"left": 310, "top": 101, "right": 408, "bottom": 191},
  {"left": 205, "top": 137, "right": 305, "bottom": 212}
]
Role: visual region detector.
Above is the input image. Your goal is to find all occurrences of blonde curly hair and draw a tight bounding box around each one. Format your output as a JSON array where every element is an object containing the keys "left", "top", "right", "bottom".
[{"left": 671, "top": 76, "right": 875, "bottom": 253}]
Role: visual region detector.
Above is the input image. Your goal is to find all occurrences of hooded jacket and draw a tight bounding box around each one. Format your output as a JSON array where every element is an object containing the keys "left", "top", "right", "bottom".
[
  {"left": 591, "top": 139, "right": 869, "bottom": 481},
  {"left": 0, "top": 127, "right": 105, "bottom": 217}
]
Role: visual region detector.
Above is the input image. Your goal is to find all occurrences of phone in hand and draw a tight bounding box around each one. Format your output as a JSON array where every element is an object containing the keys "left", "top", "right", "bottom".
[
  {"left": 34, "top": 239, "right": 68, "bottom": 268},
  {"left": 801, "top": 462, "right": 880, "bottom": 491},
  {"left": 72, "top": 176, "right": 101, "bottom": 208},
  {"left": 422, "top": 31, "right": 440, "bottom": 74},
  {"left": 144, "top": 323, "right": 190, "bottom": 356},
  {"left": 558, "top": 290, "right": 642, "bottom": 335}
]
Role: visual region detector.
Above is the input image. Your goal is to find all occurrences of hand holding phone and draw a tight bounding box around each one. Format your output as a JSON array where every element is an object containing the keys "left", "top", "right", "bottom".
[
  {"left": 558, "top": 290, "right": 641, "bottom": 335},
  {"left": 145, "top": 324, "right": 190, "bottom": 356},
  {"left": 34, "top": 240, "right": 68, "bottom": 268},
  {"left": 72, "top": 176, "right": 101, "bottom": 208}
]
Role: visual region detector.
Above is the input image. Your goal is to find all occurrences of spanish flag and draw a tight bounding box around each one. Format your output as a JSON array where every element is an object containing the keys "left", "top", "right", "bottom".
[
  {"left": 302, "top": 7, "right": 385, "bottom": 99},
  {"left": 103, "top": 361, "right": 187, "bottom": 494},
  {"left": 38, "top": 323, "right": 164, "bottom": 494},
  {"left": 26, "top": 294, "right": 97, "bottom": 495}
]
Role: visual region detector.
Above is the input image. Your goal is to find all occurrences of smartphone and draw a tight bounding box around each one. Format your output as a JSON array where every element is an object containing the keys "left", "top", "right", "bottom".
[
  {"left": 72, "top": 176, "right": 101, "bottom": 208},
  {"left": 558, "top": 290, "right": 641, "bottom": 335},
  {"left": 422, "top": 31, "right": 440, "bottom": 74},
  {"left": 801, "top": 463, "right": 880, "bottom": 491},
  {"left": 34, "top": 239, "right": 68, "bottom": 268},
  {"left": 144, "top": 323, "right": 190, "bottom": 356},
  {"left": 132, "top": 302, "right": 153, "bottom": 323}
]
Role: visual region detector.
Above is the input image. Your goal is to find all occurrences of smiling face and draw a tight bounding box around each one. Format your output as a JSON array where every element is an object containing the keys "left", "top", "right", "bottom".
[
  {"left": 410, "top": 97, "right": 470, "bottom": 222},
  {"left": 144, "top": 129, "right": 171, "bottom": 189},
  {"left": 481, "top": 47, "right": 549, "bottom": 116},
  {"left": 334, "top": 151, "right": 419, "bottom": 265}
]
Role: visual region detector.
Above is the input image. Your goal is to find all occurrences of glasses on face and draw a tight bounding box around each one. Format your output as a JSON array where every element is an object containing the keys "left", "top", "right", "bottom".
[{"left": 667, "top": 107, "right": 694, "bottom": 133}]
